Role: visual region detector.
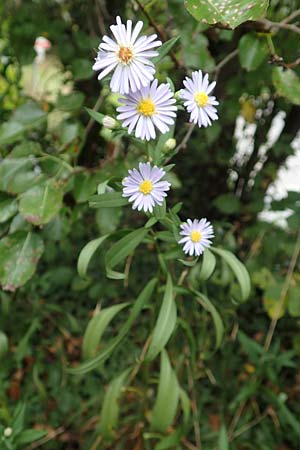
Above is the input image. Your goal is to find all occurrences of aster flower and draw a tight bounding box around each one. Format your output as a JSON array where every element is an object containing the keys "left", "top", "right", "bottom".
[
  {"left": 117, "top": 79, "right": 177, "bottom": 141},
  {"left": 92, "top": 16, "right": 162, "bottom": 94},
  {"left": 122, "top": 162, "right": 171, "bottom": 213},
  {"left": 179, "top": 218, "right": 214, "bottom": 257},
  {"left": 180, "top": 70, "right": 219, "bottom": 128}
]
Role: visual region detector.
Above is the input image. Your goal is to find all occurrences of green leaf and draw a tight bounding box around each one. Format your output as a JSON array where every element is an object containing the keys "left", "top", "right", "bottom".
[
  {"left": 272, "top": 67, "right": 300, "bottom": 105},
  {"left": 0, "top": 195, "right": 18, "bottom": 223},
  {"left": 0, "top": 121, "right": 24, "bottom": 145},
  {"left": 56, "top": 92, "right": 85, "bottom": 111},
  {"left": 96, "top": 207, "right": 122, "bottom": 235},
  {"left": 82, "top": 303, "right": 129, "bottom": 359},
  {"left": 238, "top": 33, "right": 268, "bottom": 71},
  {"left": 211, "top": 247, "right": 251, "bottom": 302},
  {"left": 213, "top": 193, "right": 240, "bottom": 214},
  {"left": 288, "top": 287, "right": 300, "bottom": 317},
  {"left": 89, "top": 191, "right": 128, "bottom": 208},
  {"left": 0, "top": 331, "right": 8, "bottom": 359},
  {"left": 100, "top": 368, "right": 131, "bottom": 440},
  {"left": 154, "top": 429, "right": 183, "bottom": 450},
  {"left": 195, "top": 292, "right": 224, "bottom": 349},
  {"left": 19, "top": 180, "right": 64, "bottom": 225},
  {"left": 146, "top": 274, "right": 177, "bottom": 361},
  {"left": 199, "top": 249, "right": 216, "bottom": 281},
  {"left": 0, "top": 231, "right": 44, "bottom": 291},
  {"left": 85, "top": 107, "right": 105, "bottom": 124},
  {"left": 105, "top": 228, "right": 148, "bottom": 279},
  {"left": 218, "top": 424, "right": 229, "bottom": 450},
  {"left": 73, "top": 172, "right": 97, "bottom": 203},
  {"left": 68, "top": 279, "right": 157, "bottom": 374},
  {"left": 185, "top": 0, "right": 269, "bottom": 28},
  {"left": 77, "top": 235, "right": 109, "bottom": 278},
  {"left": 151, "top": 350, "right": 180, "bottom": 432},
  {"left": 15, "top": 429, "right": 47, "bottom": 446},
  {"left": 152, "top": 36, "right": 180, "bottom": 64}
]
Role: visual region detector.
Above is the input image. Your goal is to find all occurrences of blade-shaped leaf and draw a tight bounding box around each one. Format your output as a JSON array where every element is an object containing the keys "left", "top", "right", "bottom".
[
  {"left": 0, "top": 231, "right": 44, "bottom": 291},
  {"left": 185, "top": 0, "right": 269, "bottom": 29},
  {"left": 89, "top": 191, "right": 128, "bottom": 208},
  {"left": 195, "top": 292, "right": 224, "bottom": 349},
  {"left": 151, "top": 350, "right": 180, "bottom": 432},
  {"left": 211, "top": 247, "right": 251, "bottom": 302},
  {"left": 146, "top": 274, "right": 177, "bottom": 361},
  {"left": 218, "top": 424, "right": 229, "bottom": 450},
  {"left": 0, "top": 331, "right": 8, "bottom": 359},
  {"left": 82, "top": 303, "right": 129, "bottom": 359},
  {"left": 100, "top": 368, "right": 131, "bottom": 439},
  {"left": 68, "top": 278, "right": 157, "bottom": 374},
  {"left": 77, "top": 235, "right": 109, "bottom": 278},
  {"left": 152, "top": 36, "right": 180, "bottom": 64},
  {"left": 199, "top": 248, "right": 216, "bottom": 281},
  {"left": 105, "top": 228, "right": 148, "bottom": 279}
]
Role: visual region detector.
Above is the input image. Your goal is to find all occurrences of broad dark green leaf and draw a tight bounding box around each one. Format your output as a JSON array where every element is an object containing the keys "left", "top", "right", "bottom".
[
  {"left": 105, "top": 228, "right": 148, "bottom": 279},
  {"left": 89, "top": 191, "right": 128, "bottom": 208},
  {"left": 100, "top": 368, "right": 131, "bottom": 439},
  {"left": 151, "top": 350, "right": 179, "bottom": 432},
  {"left": 15, "top": 429, "right": 47, "bottom": 446},
  {"left": 185, "top": 0, "right": 269, "bottom": 29},
  {"left": 272, "top": 67, "right": 300, "bottom": 105},
  {"left": 238, "top": 33, "right": 268, "bottom": 71},
  {"left": 68, "top": 278, "right": 157, "bottom": 374},
  {"left": 0, "top": 195, "right": 18, "bottom": 223},
  {"left": 56, "top": 92, "right": 85, "bottom": 111},
  {"left": 77, "top": 235, "right": 109, "bottom": 278},
  {"left": 211, "top": 247, "right": 251, "bottom": 302},
  {"left": 146, "top": 274, "right": 177, "bottom": 361},
  {"left": 82, "top": 303, "right": 129, "bottom": 359},
  {"left": 19, "top": 180, "right": 64, "bottom": 225},
  {"left": 0, "top": 232, "right": 44, "bottom": 291}
]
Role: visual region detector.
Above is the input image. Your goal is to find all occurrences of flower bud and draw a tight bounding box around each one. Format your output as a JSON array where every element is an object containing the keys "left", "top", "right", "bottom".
[
  {"left": 103, "top": 116, "right": 117, "bottom": 129},
  {"left": 164, "top": 138, "right": 176, "bottom": 152},
  {"left": 4, "top": 428, "right": 13, "bottom": 438}
]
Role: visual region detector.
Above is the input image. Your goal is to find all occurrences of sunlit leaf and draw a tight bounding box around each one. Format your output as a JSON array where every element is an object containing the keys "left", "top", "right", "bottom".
[
  {"left": 146, "top": 274, "right": 177, "bottom": 361},
  {"left": 151, "top": 350, "right": 179, "bottom": 432}
]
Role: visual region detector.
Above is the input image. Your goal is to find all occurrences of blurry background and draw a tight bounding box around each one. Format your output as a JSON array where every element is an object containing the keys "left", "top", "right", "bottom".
[{"left": 0, "top": 1, "right": 300, "bottom": 449}]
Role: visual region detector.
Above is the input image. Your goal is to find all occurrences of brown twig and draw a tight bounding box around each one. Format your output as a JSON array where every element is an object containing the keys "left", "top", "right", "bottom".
[
  {"left": 264, "top": 229, "right": 300, "bottom": 351},
  {"left": 259, "top": 18, "right": 300, "bottom": 34},
  {"left": 212, "top": 49, "right": 239, "bottom": 79},
  {"left": 133, "top": 0, "right": 182, "bottom": 69},
  {"left": 24, "top": 427, "right": 65, "bottom": 450}
]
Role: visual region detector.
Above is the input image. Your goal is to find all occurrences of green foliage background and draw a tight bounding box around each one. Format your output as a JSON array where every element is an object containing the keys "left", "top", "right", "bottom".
[{"left": 0, "top": 0, "right": 300, "bottom": 449}]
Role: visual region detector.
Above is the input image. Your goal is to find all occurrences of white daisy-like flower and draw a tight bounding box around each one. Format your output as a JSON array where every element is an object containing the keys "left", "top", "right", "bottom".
[
  {"left": 122, "top": 162, "right": 171, "bottom": 213},
  {"left": 179, "top": 218, "right": 214, "bottom": 256},
  {"left": 92, "top": 16, "right": 162, "bottom": 94},
  {"left": 180, "top": 70, "right": 219, "bottom": 128},
  {"left": 117, "top": 79, "right": 177, "bottom": 141}
]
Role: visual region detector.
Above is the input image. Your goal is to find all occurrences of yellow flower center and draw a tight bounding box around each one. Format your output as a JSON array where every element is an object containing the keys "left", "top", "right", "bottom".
[
  {"left": 118, "top": 46, "right": 133, "bottom": 64},
  {"left": 137, "top": 98, "right": 156, "bottom": 116},
  {"left": 194, "top": 91, "right": 209, "bottom": 107},
  {"left": 139, "top": 179, "right": 153, "bottom": 195},
  {"left": 190, "top": 230, "right": 202, "bottom": 243}
]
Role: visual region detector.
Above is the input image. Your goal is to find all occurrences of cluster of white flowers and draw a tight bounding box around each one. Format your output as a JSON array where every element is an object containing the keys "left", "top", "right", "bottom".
[{"left": 93, "top": 17, "right": 217, "bottom": 256}]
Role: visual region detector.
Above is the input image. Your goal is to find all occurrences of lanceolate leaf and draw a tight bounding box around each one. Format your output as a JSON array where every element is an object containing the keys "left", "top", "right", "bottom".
[
  {"left": 68, "top": 278, "right": 157, "bottom": 374},
  {"left": 218, "top": 424, "right": 229, "bottom": 450},
  {"left": 77, "top": 235, "right": 109, "bottom": 278},
  {"left": 211, "top": 247, "right": 251, "bottom": 302},
  {"left": 105, "top": 228, "right": 148, "bottom": 279},
  {"left": 82, "top": 303, "right": 129, "bottom": 359},
  {"left": 152, "top": 36, "right": 180, "bottom": 64},
  {"left": 199, "top": 248, "right": 216, "bottom": 281},
  {"left": 151, "top": 350, "right": 180, "bottom": 432},
  {"left": 0, "top": 231, "right": 44, "bottom": 291},
  {"left": 100, "top": 368, "right": 131, "bottom": 439},
  {"left": 195, "top": 292, "right": 224, "bottom": 349},
  {"left": 89, "top": 191, "right": 128, "bottom": 208},
  {"left": 185, "top": 0, "right": 269, "bottom": 29},
  {"left": 146, "top": 274, "right": 177, "bottom": 361}
]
